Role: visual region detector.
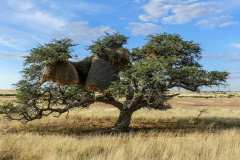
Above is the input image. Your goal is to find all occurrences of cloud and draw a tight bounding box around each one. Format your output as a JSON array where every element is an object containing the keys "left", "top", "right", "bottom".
[
  {"left": 230, "top": 43, "right": 240, "bottom": 49},
  {"left": 0, "top": 52, "right": 27, "bottom": 60},
  {"left": 0, "top": 37, "right": 19, "bottom": 49},
  {"left": 3, "top": 0, "right": 114, "bottom": 37},
  {"left": 0, "top": 26, "right": 49, "bottom": 50},
  {"left": 139, "top": 0, "right": 172, "bottom": 22},
  {"left": 0, "top": 0, "right": 115, "bottom": 52},
  {"left": 197, "top": 16, "right": 238, "bottom": 28},
  {"left": 203, "top": 52, "right": 240, "bottom": 62},
  {"left": 5, "top": 0, "right": 66, "bottom": 31},
  {"left": 73, "top": 1, "right": 110, "bottom": 14},
  {"left": 18, "top": 10, "right": 66, "bottom": 30},
  {"left": 162, "top": 2, "right": 219, "bottom": 24},
  {"left": 133, "top": 0, "right": 147, "bottom": 4},
  {"left": 229, "top": 71, "right": 240, "bottom": 80},
  {"left": 202, "top": 52, "right": 240, "bottom": 83},
  {"left": 6, "top": 0, "right": 35, "bottom": 11},
  {"left": 42, "top": 0, "right": 110, "bottom": 15},
  {"left": 129, "top": 22, "right": 161, "bottom": 36},
  {"left": 56, "top": 22, "right": 115, "bottom": 43},
  {"left": 139, "top": 0, "right": 238, "bottom": 27},
  {"left": 139, "top": 0, "right": 219, "bottom": 23}
]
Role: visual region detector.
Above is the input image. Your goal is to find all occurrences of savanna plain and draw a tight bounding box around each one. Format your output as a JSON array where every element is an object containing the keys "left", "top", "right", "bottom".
[{"left": 1, "top": 90, "right": 240, "bottom": 160}]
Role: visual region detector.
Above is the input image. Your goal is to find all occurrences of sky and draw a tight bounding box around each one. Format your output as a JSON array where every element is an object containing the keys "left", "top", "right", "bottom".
[{"left": 0, "top": 0, "right": 240, "bottom": 90}]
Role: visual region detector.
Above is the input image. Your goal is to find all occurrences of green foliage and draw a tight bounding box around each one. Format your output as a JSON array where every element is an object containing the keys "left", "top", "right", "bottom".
[
  {"left": 132, "top": 33, "right": 201, "bottom": 66},
  {"left": 0, "top": 38, "right": 93, "bottom": 122},
  {"left": 107, "top": 58, "right": 169, "bottom": 107},
  {"left": 88, "top": 33, "right": 129, "bottom": 65},
  {"left": 89, "top": 33, "right": 127, "bottom": 55},
  {"left": 20, "top": 39, "right": 75, "bottom": 84},
  {"left": 108, "top": 33, "right": 228, "bottom": 109},
  {"left": 25, "top": 39, "right": 73, "bottom": 66}
]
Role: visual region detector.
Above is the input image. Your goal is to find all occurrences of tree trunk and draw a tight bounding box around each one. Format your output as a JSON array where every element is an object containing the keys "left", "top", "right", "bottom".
[
  {"left": 112, "top": 96, "right": 143, "bottom": 131},
  {"left": 113, "top": 108, "right": 134, "bottom": 131}
]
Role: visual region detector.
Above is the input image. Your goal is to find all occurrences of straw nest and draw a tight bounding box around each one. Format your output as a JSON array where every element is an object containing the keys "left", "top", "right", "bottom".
[{"left": 40, "top": 48, "right": 129, "bottom": 91}]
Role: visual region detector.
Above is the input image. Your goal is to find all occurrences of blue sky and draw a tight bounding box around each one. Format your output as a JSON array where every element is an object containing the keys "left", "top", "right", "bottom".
[{"left": 0, "top": 0, "right": 240, "bottom": 90}]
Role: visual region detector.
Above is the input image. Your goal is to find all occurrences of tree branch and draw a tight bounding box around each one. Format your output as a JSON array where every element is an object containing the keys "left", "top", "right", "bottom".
[{"left": 95, "top": 95, "right": 123, "bottom": 110}]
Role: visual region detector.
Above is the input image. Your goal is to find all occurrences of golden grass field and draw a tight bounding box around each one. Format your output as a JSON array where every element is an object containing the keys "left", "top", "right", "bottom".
[{"left": 1, "top": 90, "right": 240, "bottom": 160}]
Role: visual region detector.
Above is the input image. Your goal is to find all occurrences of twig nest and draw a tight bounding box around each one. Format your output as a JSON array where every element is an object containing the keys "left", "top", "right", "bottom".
[
  {"left": 86, "top": 56, "right": 119, "bottom": 92},
  {"left": 40, "top": 53, "right": 126, "bottom": 92},
  {"left": 96, "top": 47, "right": 130, "bottom": 68},
  {"left": 40, "top": 61, "right": 79, "bottom": 85}
]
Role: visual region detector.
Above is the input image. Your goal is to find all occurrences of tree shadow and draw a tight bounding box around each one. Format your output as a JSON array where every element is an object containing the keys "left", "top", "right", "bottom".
[
  {"left": 130, "top": 117, "right": 240, "bottom": 134},
  {"left": 3, "top": 116, "right": 240, "bottom": 136}
]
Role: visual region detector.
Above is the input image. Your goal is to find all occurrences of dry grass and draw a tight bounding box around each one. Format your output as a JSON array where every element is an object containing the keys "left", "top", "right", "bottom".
[
  {"left": 0, "top": 89, "right": 16, "bottom": 95},
  {"left": 1, "top": 91, "right": 240, "bottom": 160},
  {"left": 177, "top": 92, "right": 240, "bottom": 98},
  {"left": 0, "top": 96, "right": 16, "bottom": 104},
  {"left": 0, "top": 89, "right": 16, "bottom": 105},
  {"left": 1, "top": 130, "right": 240, "bottom": 160}
]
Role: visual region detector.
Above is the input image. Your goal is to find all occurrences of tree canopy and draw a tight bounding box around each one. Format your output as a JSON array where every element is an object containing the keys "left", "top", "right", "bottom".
[
  {"left": 109, "top": 33, "right": 228, "bottom": 107},
  {"left": 0, "top": 33, "right": 228, "bottom": 130}
]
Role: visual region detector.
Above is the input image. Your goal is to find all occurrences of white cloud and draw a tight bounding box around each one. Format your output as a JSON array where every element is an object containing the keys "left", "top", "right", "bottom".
[
  {"left": 4, "top": 0, "right": 112, "bottom": 35},
  {"left": 73, "top": 2, "right": 110, "bottom": 13},
  {"left": 18, "top": 10, "right": 66, "bottom": 30},
  {"left": 56, "top": 22, "right": 115, "bottom": 43},
  {"left": 139, "top": 0, "right": 238, "bottom": 27},
  {"left": 129, "top": 22, "right": 161, "bottom": 36},
  {"left": 0, "top": 37, "right": 18, "bottom": 48},
  {"left": 203, "top": 52, "right": 240, "bottom": 61},
  {"left": 229, "top": 71, "right": 240, "bottom": 80},
  {"left": 6, "top": 0, "right": 66, "bottom": 31},
  {"left": 139, "top": 0, "right": 172, "bottom": 22},
  {"left": 0, "top": 73, "right": 21, "bottom": 89},
  {"left": 230, "top": 43, "right": 240, "bottom": 49},
  {"left": 140, "top": 0, "right": 219, "bottom": 23},
  {"left": 0, "top": 0, "right": 115, "bottom": 51},
  {"left": 0, "top": 52, "right": 27, "bottom": 60},
  {"left": 134, "top": 0, "right": 147, "bottom": 4},
  {"left": 162, "top": 2, "right": 218, "bottom": 24},
  {"left": 197, "top": 16, "right": 238, "bottom": 28},
  {"left": 6, "top": 0, "right": 35, "bottom": 11},
  {"left": 0, "top": 26, "right": 49, "bottom": 50}
]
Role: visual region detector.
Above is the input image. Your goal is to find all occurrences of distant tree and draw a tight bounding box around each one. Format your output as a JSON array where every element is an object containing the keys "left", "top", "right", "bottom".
[{"left": 0, "top": 33, "right": 228, "bottom": 131}]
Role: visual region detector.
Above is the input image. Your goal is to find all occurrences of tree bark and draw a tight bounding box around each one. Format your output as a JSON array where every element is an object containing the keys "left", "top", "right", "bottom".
[
  {"left": 113, "top": 108, "right": 134, "bottom": 131},
  {"left": 113, "top": 96, "right": 143, "bottom": 131}
]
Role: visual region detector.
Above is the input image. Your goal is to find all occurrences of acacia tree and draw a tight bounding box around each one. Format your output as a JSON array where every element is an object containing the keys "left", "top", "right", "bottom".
[{"left": 0, "top": 33, "right": 228, "bottom": 131}]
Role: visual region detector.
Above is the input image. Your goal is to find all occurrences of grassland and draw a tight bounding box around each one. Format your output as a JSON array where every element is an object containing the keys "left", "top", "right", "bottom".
[
  {"left": 0, "top": 89, "right": 16, "bottom": 96},
  {"left": 1, "top": 90, "right": 240, "bottom": 160}
]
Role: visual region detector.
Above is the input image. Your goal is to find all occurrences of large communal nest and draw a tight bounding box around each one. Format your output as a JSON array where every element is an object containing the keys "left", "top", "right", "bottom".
[
  {"left": 40, "top": 57, "right": 91, "bottom": 85},
  {"left": 40, "top": 61, "right": 79, "bottom": 85},
  {"left": 41, "top": 52, "right": 128, "bottom": 92},
  {"left": 40, "top": 34, "right": 130, "bottom": 92},
  {"left": 94, "top": 47, "right": 130, "bottom": 68},
  {"left": 85, "top": 56, "right": 120, "bottom": 92}
]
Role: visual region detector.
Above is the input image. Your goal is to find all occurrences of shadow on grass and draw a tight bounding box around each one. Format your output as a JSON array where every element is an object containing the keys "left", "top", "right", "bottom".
[
  {"left": 131, "top": 117, "right": 240, "bottom": 134},
  {"left": 3, "top": 116, "right": 240, "bottom": 136}
]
